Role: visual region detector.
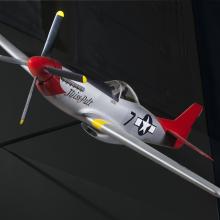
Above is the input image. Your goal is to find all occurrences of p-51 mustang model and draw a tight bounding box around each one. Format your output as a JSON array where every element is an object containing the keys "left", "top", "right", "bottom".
[{"left": 0, "top": 11, "right": 219, "bottom": 198}]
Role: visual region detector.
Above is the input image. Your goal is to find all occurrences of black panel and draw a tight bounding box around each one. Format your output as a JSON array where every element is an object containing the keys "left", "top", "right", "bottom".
[
  {"left": 192, "top": 0, "right": 220, "bottom": 216},
  {"left": 0, "top": 1, "right": 43, "bottom": 39}
]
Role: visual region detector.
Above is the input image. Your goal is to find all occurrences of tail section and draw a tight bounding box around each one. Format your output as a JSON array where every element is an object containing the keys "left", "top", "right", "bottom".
[
  {"left": 158, "top": 103, "right": 213, "bottom": 161},
  {"left": 174, "top": 103, "right": 203, "bottom": 135}
]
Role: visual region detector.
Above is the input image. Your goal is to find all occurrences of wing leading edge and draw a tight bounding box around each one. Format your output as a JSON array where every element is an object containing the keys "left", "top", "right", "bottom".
[{"left": 86, "top": 117, "right": 220, "bottom": 198}]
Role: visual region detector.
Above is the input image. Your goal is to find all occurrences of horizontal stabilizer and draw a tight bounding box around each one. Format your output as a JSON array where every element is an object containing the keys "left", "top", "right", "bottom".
[{"left": 167, "top": 129, "right": 213, "bottom": 161}]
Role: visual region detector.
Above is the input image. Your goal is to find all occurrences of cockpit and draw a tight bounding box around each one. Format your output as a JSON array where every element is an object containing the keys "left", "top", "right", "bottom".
[{"left": 104, "top": 80, "right": 140, "bottom": 103}]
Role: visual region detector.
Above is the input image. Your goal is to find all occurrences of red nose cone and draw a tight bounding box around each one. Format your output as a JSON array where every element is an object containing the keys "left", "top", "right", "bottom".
[{"left": 27, "top": 56, "right": 62, "bottom": 81}]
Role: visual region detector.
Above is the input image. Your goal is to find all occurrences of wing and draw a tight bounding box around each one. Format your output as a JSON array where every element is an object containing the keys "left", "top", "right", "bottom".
[{"left": 86, "top": 117, "right": 220, "bottom": 198}]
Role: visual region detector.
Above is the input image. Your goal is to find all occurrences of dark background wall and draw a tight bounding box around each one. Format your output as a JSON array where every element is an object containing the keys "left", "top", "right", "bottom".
[
  {"left": 0, "top": 1, "right": 218, "bottom": 219},
  {"left": 193, "top": 0, "right": 220, "bottom": 190}
]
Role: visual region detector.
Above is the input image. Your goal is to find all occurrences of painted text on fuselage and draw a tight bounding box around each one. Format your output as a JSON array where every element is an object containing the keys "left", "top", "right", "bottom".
[{"left": 65, "top": 89, "right": 93, "bottom": 106}]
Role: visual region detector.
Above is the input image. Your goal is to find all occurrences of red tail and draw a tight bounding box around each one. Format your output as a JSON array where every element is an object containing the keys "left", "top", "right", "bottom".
[
  {"left": 158, "top": 103, "right": 213, "bottom": 161},
  {"left": 158, "top": 103, "right": 203, "bottom": 149}
]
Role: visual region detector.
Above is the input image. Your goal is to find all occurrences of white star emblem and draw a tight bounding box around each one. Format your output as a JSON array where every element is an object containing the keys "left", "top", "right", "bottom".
[
  {"left": 134, "top": 115, "right": 156, "bottom": 135},
  {"left": 139, "top": 118, "right": 151, "bottom": 133}
]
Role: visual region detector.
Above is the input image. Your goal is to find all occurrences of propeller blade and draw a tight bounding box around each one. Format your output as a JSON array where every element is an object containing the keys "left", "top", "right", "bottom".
[
  {"left": 45, "top": 66, "right": 87, "bottom": 83},
  {"left": 19, "top": 76, "right": 37, "bottom": 125},
  {"left": 41, "top": 10, "right": 64, "bottom": 56},
  {"left": 0, "top": 55, "right": 26, "bottom": 65}
]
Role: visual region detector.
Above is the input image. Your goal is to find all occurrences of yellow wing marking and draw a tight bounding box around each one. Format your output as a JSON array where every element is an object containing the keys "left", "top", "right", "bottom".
[{"left": 91, "top": 119, "right": 108, "bottom": 130}]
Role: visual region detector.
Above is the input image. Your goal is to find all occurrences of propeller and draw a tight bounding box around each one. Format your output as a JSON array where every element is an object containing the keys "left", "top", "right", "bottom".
[
  {"left": 19, "top": 76, "right": 37, "bottom": 125},
  {"left": 0, "top": 55, "right": 26, "bottom": 65},
  {"left": 41, "top": 10, "right": 64, "bottom": 56},
  {"left": 19, "top": 10, "right": 64, "bottom": 125},
  {"left": 0, "top": 10, "right": 88, "bottom": 126},
  {"left": 45, "top": 66, "right": 87, "bottom": 83}
]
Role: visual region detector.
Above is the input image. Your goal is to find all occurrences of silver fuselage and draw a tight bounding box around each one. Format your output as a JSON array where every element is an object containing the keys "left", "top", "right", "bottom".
[{"left": 43, "top": 78, "right": 166, "bottom": 145}]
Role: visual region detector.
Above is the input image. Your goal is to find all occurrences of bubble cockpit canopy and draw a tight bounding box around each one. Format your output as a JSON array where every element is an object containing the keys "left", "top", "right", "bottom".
[{"left": 104, "top": 80, "right": 139, "bottom": 103}]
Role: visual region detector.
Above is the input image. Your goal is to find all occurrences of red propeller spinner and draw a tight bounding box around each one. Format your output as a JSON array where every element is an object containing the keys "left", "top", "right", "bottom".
[
  {"left": 27, "top": 56, "right": 62, "bottom": 81},
  {"left": 0, "top": 10, "right": 86, "bottom": 125}
]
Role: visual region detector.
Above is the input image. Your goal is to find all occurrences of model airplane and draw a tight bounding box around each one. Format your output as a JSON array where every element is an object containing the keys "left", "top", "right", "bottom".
[{"left": 0, "top": 10, "right": 219, "bottom": 198}]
